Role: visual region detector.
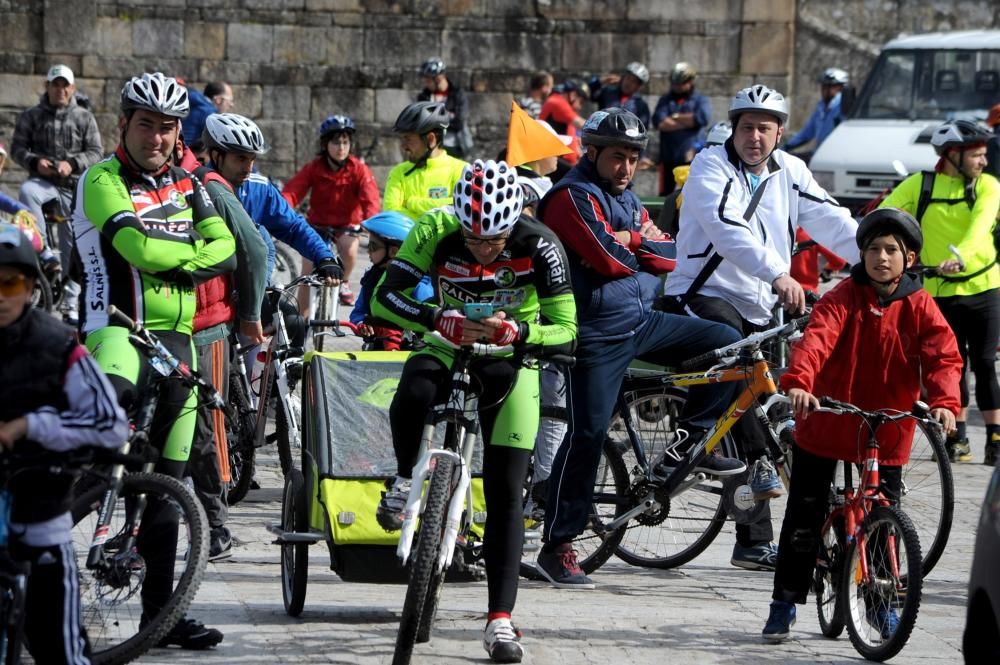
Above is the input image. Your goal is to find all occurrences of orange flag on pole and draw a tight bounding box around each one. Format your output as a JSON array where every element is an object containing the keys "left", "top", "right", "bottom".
[{"left": 505, "top": 100, "right": 574, "bottom": 167}]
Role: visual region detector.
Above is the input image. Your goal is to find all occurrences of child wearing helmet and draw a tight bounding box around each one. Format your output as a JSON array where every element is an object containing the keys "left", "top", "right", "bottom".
[
  {"left": 762, "top": 208, "right": 961, "bottom": 643},
  {"left": 282, "top": 114, "right": 381, "bottom": 308},
  {"left": 349, "top": 211, "right": 432, "bottom": 350}
]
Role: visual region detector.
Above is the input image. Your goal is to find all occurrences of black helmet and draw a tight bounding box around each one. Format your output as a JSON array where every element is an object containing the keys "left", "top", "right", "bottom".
[
  {"left": 420, "top": 58, "right": 446, "bottom": 77},
  {"left": 856, "top": 208, "right": 923, "bottom": 253},
  {"left": 580, "top": 107, "right": 648, "bottom": 150},
  {"left": 393, "top": 101, "right": 450, "bottom": 135},
  {"left": 0, "top": 224, "right": 38, "bottom": 278}
]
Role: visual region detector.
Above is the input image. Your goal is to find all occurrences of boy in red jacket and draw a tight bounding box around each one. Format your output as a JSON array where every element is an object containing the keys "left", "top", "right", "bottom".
[{"left": 762, "top": 207, "right": 961, "bottom": 642}]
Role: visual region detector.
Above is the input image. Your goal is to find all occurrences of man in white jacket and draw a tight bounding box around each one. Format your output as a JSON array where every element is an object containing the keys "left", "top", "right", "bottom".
[{"left": 662, "top": 84, "right": 857, "bottom": 570}]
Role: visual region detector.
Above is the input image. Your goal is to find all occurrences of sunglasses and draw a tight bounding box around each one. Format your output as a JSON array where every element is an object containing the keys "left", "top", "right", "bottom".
[
  {"left": 0, "top": 273, "right": 30, "bottom": 297},
  {"left": 462, "top": 234, "right": 509, "bottom": 247}
]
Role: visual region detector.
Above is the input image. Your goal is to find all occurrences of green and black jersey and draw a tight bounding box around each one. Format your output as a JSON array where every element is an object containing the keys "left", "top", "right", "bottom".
[
  {"left": 73, "top": 153, "right": 236, "bottom": 335},
  {"left": 372, "top": 208, "right": 577, "bottom": 355}
]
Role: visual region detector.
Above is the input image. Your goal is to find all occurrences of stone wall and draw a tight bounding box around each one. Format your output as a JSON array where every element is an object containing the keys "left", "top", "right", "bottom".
[
  {"left": 0, "top": 0, "right": 797, "bottom": 197},
  {"left": 1, "top": 0, "right": 994, "bottom": 200}
]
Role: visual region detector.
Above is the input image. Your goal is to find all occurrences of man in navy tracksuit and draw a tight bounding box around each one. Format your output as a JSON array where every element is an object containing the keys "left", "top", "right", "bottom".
[{"left": 534, "top": 108, "right": 744, "bottom": 588}]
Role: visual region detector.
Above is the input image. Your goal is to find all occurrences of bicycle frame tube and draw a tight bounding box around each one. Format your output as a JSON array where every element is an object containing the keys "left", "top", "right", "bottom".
[{"left": 254, "top": 293, "right": 296, "bottom": 448}]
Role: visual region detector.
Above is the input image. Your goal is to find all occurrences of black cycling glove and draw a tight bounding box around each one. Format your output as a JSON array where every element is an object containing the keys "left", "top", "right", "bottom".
[{"left": 314, "top": 257, "right": 344, "bottom": 280}]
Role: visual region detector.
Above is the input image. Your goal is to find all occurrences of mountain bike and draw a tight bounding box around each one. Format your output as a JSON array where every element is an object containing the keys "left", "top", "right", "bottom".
[
  {"left": 224, "top": 331, "right": 257, "bottom": 506},
  {"left": 70, "top": 307, "right": 212, "bottom": 665},
  {"left": 393, "top": 337, "right": 572, "bottom": 665},
  {"left": 806, "top": 397, "right": 925, "bottom": 662}
]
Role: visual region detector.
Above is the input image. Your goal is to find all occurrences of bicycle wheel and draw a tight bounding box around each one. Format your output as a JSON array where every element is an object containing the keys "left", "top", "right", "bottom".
[
  {"left": 900, "top": 420, "right": 953, "bottom": 578},
  {"left": 71, "top": 472, "right": 209, "bottom": 665},
  {"left": 272, "top": 242, "right": 300, "bottom": 284},
  {"left": 841, "top": 505, "right": 922, "bottom": 662},
  {"left": 0, "top": 573, "right": 27, "bottom": 665},
  {"left": 814, "top": 516, "right": 846, "bottom": 638},
  {"left": 609, "top": 387, "right": 728, "bottom": 569},
  {"left": 518, "top": 438, "right": 629, "bottom": 579},
  {"left": 394, "top": 456, "right": 455, "bottom": 665},
  {"left": 226, "top": 371, "right": 257, "bottom": 506},
  {"left": 281, "top": 469, "right": 309, "bottom": 617},
  {"left": 275, "top": 385, "right": 295, "bottom": 476},
  {"left": 313, "top": 285, "right": 335, "bottom": 352}
]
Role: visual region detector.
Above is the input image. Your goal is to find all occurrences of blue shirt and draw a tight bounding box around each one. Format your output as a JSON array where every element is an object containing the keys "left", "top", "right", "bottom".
[
  {"left": 786, "top": 93, "right": 842, "bottom": 150},
  {"left": 182, "top": 89, "right": 218, "bottom": 145},
  {"left": 652, "top": 91, "right": 712, "bottom": 166}
]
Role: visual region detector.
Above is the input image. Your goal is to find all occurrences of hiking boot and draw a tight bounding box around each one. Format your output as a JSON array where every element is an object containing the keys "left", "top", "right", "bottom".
[
  {"left": 339, "top": 282, "right": 355, "bottom": 306},
  {"left": 535, "top": 543, "right": 595, "bottom": 589},
  {"left": 947, "top": 437, "right": 972, "bottom": 463},
  {"left": 749, "top": 457, "right": 783, "bottom": 500},
  {"left": 156, "top": 617, "right": 224, "bottom": 650},
  {"left": 208, "top": 527, "right": 233, "bottom": 562},
  {"left": 375, "top": 476, "right": 411, "bottom": 532},
  {"left": 867, "top": 606, "right": 899, "bottom": 640},
  {"left": 732, "top": 541, "right": 778, "bottom": 571},
  {"left": 482, "top": 617, "right": 523, "bottom": 663},
  {"left": 762, "top": 600, "right": 796, "bottom": 643}
]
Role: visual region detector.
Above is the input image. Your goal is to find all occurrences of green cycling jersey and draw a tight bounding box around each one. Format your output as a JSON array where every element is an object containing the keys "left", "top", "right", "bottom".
[{"left": 382, "top": 154, "right": 468, "bottom": 221}]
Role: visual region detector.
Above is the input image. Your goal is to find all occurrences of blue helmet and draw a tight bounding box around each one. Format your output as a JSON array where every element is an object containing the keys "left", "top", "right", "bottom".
[
  {"left": 361, "top": 211, "right": 414, "bottom": 245},
  {"left": 319, "top": 114, "right": 355, "bottom": 137}
]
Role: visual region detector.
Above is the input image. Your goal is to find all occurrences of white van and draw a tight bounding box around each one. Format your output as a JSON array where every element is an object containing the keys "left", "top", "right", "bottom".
[{"left": 810, "top": 30, "right": 1000, "bottom": 211}]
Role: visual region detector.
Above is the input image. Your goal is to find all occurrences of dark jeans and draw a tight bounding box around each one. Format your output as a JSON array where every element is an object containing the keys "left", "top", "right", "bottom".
[
  {"left": 685, "top": 294, "right": 774, "bottom": 546},
  {"left": 543, "top": 310, "right": 742, "bottom": 547},
  {"left": 772, "top": 443, "right": 901, "bottom": 604}
]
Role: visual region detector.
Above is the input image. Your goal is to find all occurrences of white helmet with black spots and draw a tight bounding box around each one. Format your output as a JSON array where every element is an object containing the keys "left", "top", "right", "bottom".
[
  {"left": 120, "top": 72, "right": 189, "bottom": 118},
  {"left": 454, "top": 160, "right": 523, "bottom": 237},
  {"left": 729, "top": 84, "right": 789, "bottom": 125},
  {"left": 202, "top": 113, "right": 270, "bottom": 155}
]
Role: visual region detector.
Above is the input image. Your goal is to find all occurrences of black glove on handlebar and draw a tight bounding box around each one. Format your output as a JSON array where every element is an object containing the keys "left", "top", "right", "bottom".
[{"left": 315, "top": 257, "right": 344, "bottom": 280}]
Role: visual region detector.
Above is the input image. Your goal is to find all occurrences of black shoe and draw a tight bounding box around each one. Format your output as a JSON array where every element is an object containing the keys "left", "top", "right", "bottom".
[
  {"left": 208, "top": 527, "right": 233, "bottom": 562},
  {"left": 157, "top": 617, "right": 224, "bottom": 650}
]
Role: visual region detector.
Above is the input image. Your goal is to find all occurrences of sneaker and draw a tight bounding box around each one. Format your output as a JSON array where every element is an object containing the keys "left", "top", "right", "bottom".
[
  {"left": 947, "top": 438, "right": 972, "bottom": 463},
  {"left": 867, "top": 606, "right": 899, "bottom": 640},
  {"left": 339, "top": 282, "right": 355, "bottom": 306},
  {"left": 732, "top": 542, "right": 779, "bottom": 571},
  {"left": 482, "top": 618, "right": 523, "bottom": 663},
  {"left": 208, "top": 527, "right": 233, "bottom": 562},
  {"left": 156, "top": 617, "right": 224, "bottom": 649},
  {"left": 535, "top": 543, "right": 595, "bottom": 589},
  {"left": 762, "top": 600, "right": 796, "bottom": 643},
  {"left": 652, "top": 428, "right": 746, "bottom": 478},
  {"left": 375, "top": 476, "right": 411, "bottom": 532},
  {"left": 749, "top": 457, "right": 783, "bottom": 500}
]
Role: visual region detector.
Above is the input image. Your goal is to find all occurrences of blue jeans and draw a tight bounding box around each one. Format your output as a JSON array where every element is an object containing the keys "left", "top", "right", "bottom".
[{"left": 543, "top": 310, "right": 742, "bottom": 546}]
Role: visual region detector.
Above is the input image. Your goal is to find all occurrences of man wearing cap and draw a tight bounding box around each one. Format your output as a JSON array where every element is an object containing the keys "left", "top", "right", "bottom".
[
  {"left": 651, "top": 62, "right": 711, "bottom": 194},
  {"left": 785, "top": 67, "right": 850, "bottom": 159},
  {"left": 539, "top": 79, "right": 590, "bottom": 166},
  {"left": 589, "top": 62, "right": 651, "bottom": 129},
  {"left": 11, "top": 64, "right": 103, "bottom": 323},
  {"left": 417, "top": 58, "right": 472, "bottom": 159}
]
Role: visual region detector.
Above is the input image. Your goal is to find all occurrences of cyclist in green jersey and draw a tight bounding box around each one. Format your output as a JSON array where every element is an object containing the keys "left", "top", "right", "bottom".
[
  {"left": 72, "top": 72, "right": 236, "bottom": 649},
  {"left": 383, "top": 101, "right": 467, "bottom": 220},
  {"left": 372, "top": 159, "right": 576, "bottom": 663}
]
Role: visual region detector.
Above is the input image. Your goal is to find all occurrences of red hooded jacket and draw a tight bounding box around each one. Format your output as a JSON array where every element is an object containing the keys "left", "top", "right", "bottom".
[
  {"left": 282, "top": 154, "right": 380, "bottom": 229},
  {"left": 780, "top": 267, "right": 962, "bottom": 465}
]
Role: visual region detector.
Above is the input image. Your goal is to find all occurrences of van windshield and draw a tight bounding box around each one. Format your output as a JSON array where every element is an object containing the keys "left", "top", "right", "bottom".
[{"left": 853, "top": 49, "right": 1000, "bottom": 120}]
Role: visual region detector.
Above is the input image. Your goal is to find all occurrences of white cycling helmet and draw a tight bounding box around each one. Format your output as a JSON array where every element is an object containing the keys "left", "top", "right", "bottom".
[
  {"left": 729, "top": 84, "right": 789, "bottom": 125},
  {"left": 120, "top": 72, "right": 189, "bottom": 118},
  {"left": 625, "top": 62, "right": 650, "bottom": 85},
  {"left": 819, "top": 67, "right": 849, "bottom": 86},
  {"left": 202, "top": 113, "right": 270, "bottom": 155},
  {"left": 705, "top": 121, "right": 733, "bottom": 146},
  {"left": 454, "top": 160, "right": 523, "bottom": 237}
]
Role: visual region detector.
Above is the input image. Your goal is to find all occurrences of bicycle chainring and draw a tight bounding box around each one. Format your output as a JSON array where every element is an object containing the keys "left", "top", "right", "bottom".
[{"left": 629, "top": 479, "right": 671, "bottom": 526}]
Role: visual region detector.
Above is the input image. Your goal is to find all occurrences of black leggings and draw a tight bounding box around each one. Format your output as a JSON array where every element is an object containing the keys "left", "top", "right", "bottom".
[
  {"left": 773, "top": 443, "right": 901, "bottom": 604},
  {"left": 390, "top": 353, "right": 531, "bottom": 614},
  {"left": 936, "top": 289, "right": 1000, "bottom": 412}
]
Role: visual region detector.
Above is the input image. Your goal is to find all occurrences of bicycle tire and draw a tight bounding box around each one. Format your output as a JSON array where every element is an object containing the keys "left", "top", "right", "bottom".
[
  {"left": 814, "top": 516, "right": 846, "bottom": 638},
  {"left": 518, "top": 438, "right": 629, "bottom": 579},
  {"left": 281, "top": 468, "right": 309, "bottom": 617},
  {"left": 609, "top": 387, "right": 728, "bottom": 569},
  {"left": 841, "top": 504, "right": 922, "bottom": 662},
  {"left": 70, "top": 472, "right": 209, "bottom": 665},
  {"left": 394, "top": 456, "right": 455, "bottom": 665},
  {"left": 900, "top": 420, "right": 953, "bottom": 578},
  {"left": 275, "top": 386, "right": 295, "bottom": 476},
  {"left": 226, "top": 371, "right": 257, "bottom": 506},
  {"left": 313, "top": 285, "right": 335, "bottom": 352}
]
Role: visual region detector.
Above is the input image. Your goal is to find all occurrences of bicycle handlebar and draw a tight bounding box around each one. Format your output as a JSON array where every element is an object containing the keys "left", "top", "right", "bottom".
[
  {"left": 680, "top": 314, "right": 811, "bottom": 370},
  {"left": 424, "top": 331, "right": 576, "bottom": 367}
]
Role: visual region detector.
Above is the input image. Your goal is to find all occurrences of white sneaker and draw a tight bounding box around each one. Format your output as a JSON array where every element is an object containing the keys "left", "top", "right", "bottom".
[{"left": 482, "top": 618, "right": 523, "bottom": 663}]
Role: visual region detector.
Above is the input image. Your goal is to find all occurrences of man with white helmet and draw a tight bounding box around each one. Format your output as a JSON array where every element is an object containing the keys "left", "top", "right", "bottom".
[
  {"left": 371, "top": 159, "right": 577, "bottom": 662},
  {"left": 589, "top": 61, "right": 652, "bottom": 129},
  {"left": 785, "top": 67, "right": 850, "bottom": 158},
  {"left": 73, "top": 71, "right": 236, "bottom": 650},
  {"left": 661, "top": 84, "right": 858, "bottom": 571}
]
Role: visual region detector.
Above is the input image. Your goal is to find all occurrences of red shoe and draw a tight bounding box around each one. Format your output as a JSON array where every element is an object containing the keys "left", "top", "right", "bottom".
[{"left": 339, "top": 283, "right": 355, "bottom": 306}]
